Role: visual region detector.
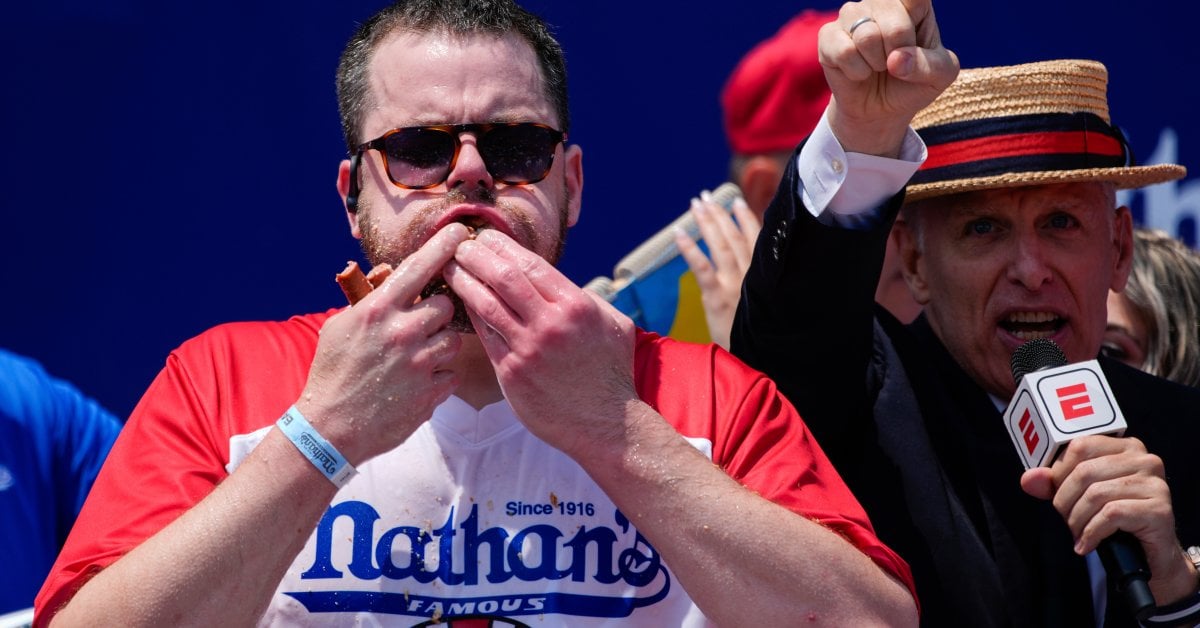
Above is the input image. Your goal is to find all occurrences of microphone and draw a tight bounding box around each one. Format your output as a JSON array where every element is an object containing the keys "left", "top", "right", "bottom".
[{"left": 1005, "top": 338, "right": 1155, "bottom": 620}]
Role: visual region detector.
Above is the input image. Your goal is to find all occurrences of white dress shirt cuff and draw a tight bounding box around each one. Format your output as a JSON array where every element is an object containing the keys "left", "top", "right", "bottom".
[{"left": 797, "top": 112, "right": 927, "bottom": 229}]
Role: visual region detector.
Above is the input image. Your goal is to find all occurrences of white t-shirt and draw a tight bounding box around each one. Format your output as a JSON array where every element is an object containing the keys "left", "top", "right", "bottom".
[{"left": 232, "top": 396, "right": 708, "bottom": 626}]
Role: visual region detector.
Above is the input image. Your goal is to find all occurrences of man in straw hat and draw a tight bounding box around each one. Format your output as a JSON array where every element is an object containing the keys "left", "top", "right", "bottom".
[{"left": 730, "top": 0, "right": 1200, "bottom": 624}]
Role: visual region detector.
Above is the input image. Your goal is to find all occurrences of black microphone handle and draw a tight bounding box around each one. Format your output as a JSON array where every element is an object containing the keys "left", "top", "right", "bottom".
[{"left": 1096, "top": 530, "right": 1156, "bottom": 621}]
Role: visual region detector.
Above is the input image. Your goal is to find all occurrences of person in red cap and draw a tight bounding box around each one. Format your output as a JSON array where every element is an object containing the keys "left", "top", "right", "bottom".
[
  {"left": 721, "top": 9, "right": 835, "bottom": 217},
  {"left": 674, "top": 9, "right": 919, "bottom": 350}
]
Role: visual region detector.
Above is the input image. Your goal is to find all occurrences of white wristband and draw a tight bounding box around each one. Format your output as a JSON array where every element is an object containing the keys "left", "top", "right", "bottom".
[{"left": 276, "top": 405, "right": 357, "bottom": 488}]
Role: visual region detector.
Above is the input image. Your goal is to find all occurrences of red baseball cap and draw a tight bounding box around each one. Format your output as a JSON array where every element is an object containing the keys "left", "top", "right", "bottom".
[{"left": 721, "top": 10, "right": 836, "bottom": 155}]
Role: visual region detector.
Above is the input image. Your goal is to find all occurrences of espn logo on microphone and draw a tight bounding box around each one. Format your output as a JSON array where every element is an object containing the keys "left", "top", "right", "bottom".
[{"left": 1003, "top": 360, "right": 1126, "bottom": 469}]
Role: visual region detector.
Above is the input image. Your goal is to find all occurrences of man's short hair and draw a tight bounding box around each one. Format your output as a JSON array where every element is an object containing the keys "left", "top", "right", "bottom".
[{"left": 335, "top": 0, "right": 569, "bottom": 151}]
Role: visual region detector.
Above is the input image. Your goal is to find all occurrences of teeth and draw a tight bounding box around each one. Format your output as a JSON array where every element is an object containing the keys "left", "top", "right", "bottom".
[
  {"left": 1007, "top": 311, "right": 1057, "bottom": 323},
  {"left": 1002, "top": 311, "right": 1063, "bottom": 340}
]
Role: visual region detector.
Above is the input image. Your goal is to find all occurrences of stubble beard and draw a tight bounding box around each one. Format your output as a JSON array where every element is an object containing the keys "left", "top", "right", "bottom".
[{"left": 357, "top": 183, "right": 570, "bottom": 334}]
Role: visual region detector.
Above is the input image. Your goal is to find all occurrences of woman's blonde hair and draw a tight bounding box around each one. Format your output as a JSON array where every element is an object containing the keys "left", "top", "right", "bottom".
[{"left": 1121, "top": 228, "right": 1200, "bottom": 387}]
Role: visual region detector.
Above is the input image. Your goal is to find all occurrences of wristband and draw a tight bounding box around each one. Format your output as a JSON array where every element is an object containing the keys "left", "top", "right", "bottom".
[{"left": 276, "top": 405, "right": 357, "bottom": 488}]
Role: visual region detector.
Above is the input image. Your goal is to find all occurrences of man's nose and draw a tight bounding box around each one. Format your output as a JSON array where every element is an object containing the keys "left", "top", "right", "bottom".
[
  {"left": 1006, "top": 231, "right": 1054, "bottom": 291},
  {"left": 446, "top": 134, "right": 494, "bottom": 192}
]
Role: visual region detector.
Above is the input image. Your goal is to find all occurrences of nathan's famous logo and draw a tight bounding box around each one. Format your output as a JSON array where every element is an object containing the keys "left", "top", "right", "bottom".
[{"left": 285, "top": 501, "right": 671, "bottom": 619}]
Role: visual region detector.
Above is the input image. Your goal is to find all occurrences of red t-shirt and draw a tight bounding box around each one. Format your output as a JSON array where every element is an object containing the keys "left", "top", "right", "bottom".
[{"left": 36, "top": 310, "right": 914, "bottom": 624}]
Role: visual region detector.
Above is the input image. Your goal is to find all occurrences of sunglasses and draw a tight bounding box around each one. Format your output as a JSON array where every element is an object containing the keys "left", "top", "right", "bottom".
[{"left": 350, "top": 122, "right": 566, "bottom": 193}]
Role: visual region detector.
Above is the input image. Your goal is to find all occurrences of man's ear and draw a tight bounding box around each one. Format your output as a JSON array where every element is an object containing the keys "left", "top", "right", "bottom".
[
  {"left": 563, "top": 144, "right": 583, "bottom": 227},
  {"left": 895, "top": 214, "right": 932, "bottom": 305},
  {"left": 1110, "top": 205, "right": 1134, "bottom": 293},
  {"left": 737, "top": 155, "right": 784, "bottom": 219},
  {"left": 337, "top": 159, "right": 363, "bottom": 239}
]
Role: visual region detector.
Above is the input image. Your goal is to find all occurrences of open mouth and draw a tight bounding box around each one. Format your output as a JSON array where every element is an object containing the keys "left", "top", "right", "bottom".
[
  {"left": 456, "top": 216, "right": 487, "bottom": 238},
  {"left": 444, "top": 213, "right": 500, "bottom": 240},
  {"left": 999, "top": 311, "right": 1065, "bottom": 341},
  {"left": 420, "top": 218, "right": 489, "bottom": 299}
]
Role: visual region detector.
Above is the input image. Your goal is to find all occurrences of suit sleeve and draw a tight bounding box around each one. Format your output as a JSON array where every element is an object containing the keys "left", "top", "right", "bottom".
[{"left": 729, "top": 140, "right": 903, "bottom": 462}]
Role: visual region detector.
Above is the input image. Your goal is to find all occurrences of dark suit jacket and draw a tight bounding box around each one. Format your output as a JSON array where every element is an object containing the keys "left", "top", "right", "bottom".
[{"left": 731, "top": 148, "right": 1200, "bottom": 627}]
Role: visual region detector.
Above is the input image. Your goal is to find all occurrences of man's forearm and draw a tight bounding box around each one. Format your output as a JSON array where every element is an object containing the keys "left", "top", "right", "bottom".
[
  {"left": 49, "top": 427, "right": 338, "bottom": 626},
  {"left": 573, "top": 401, "right": 917, "bottom": 626}
]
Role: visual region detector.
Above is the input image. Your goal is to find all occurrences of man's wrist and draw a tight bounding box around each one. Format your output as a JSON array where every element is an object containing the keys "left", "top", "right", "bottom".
[
  {"left": 1177, "top": 546, "right": 1200, "bottom": 600},
  {"left": 276, "top": 405, "right": 357, "bottom": 488},
  {"left": 1161, "top": 547, "right": 1200, "bottom": 604},
  {"left": 1141, "top": 547, "right": 1200, "bottom": 626},
  {"left": 570, "top": 400, "right": 670, "bottom": 472},
  {"left": 827, "top": 101, "right": 910, "bottom": 159}
]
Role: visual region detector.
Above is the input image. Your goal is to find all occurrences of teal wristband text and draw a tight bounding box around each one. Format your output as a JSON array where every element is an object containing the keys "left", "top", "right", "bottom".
[{"left": 277, "top": 405, "right": 356, "bottom": 488}]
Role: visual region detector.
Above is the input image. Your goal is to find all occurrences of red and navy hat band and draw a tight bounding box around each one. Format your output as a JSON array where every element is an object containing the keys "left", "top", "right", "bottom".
[{"left": 911, "top": 112, "right": 1132, "bottom": 185}]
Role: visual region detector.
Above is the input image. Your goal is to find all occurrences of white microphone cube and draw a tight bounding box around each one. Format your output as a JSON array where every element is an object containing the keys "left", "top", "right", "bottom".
[{"left": 1003, "top": 360, "right": 1126, "bottom": 469}]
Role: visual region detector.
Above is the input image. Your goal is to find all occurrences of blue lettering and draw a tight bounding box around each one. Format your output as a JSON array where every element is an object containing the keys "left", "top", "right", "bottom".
[
  {"left": 614, "top": 509, "right": 663, "bottom": 587},
  {"left": 298, "top": 501, "right": 669, "bottom": 602},
  {"left": 284, "top": 591, "right": 635, "bottom": 618},
  {"left": 563, "top": 525, "right": 621, "bottom": 583},
  {"left": 373, "top": 508, "right": 464, "bottom": 585},
  {"left": 434, "top": 509, "right": 460, "bottom": 584},
  {"left": 506, "top": 500, "right": 553, "bottom": 516},
  {"left": 301, "top": 501, "right": 381, "bottom": 580},
  {"left": 462, "top": 504, "right": 512, "bottom": 585},
  {"left": 375, "top": 525, "right": 431, "bottom": 581},
  {"left": 619, "top": 530, "right": 663, "bottom": 587},
  {"left": 448, "top": 601, "right": 475, "bottom": 615},
  {"left": 507, "top": 525, "right": 564, "bottom": 582}
]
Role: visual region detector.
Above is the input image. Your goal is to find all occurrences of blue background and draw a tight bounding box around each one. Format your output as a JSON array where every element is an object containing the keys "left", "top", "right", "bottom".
[{"left": 2, "top": 1, "right": 1195, "bottom": 420}]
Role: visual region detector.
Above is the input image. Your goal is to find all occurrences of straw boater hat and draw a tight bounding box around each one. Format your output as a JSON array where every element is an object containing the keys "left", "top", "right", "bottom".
[{"left": 905, "top": 59, "right": 1186, "bottom": 202}]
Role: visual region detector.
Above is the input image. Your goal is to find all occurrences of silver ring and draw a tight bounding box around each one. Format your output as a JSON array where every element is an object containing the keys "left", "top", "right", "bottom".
[{"left": 848, "top": 16, "right": 875, "bottom": 36}]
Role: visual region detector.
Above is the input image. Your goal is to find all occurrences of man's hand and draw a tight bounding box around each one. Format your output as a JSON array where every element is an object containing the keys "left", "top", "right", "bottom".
[
  {"left": 673, "top": 193, "right": 761, "bottom": 350},
  {"left": 444, "top": 229, "right": 639, "bottom": 457},
  {"left": 1021, "top": 435, "right": 1198, "bottom": 605},
  {"left": 820, "top": 0, "right": 959, "bottom": 157},
  {"left": 297, "top": 223, "right": 473, "bottom": 464},
  {"left": 444, "top": 230, "right": 918, "bottom": 628}
]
